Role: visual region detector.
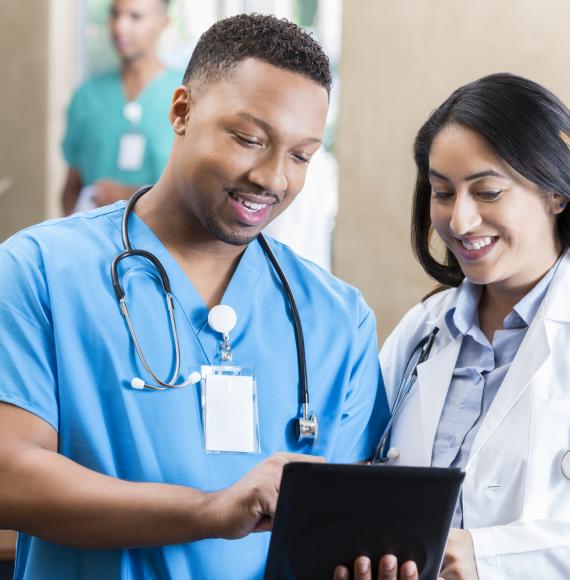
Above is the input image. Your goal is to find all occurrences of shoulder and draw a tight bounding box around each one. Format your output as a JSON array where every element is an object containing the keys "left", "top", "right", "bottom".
[
  {"left": 263, "top": 236, "right": 373, "bottom": 327},
  {"left": 381, "top": 287, "right": 456, "bottom": 358},
  {"left": 68, "top": 71, "right": 120, "bottom": 106},
  {"left": 1, "top": 203, "right": 124, "bottom": 269}
]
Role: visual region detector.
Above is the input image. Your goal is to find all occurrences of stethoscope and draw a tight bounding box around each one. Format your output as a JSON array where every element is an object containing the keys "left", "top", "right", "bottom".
[
  {"left": 110, "top": 186, "right": 318, "bottom": 445},
  {"left": 371, "top": 327, "right": 439, "bottom": 464}
]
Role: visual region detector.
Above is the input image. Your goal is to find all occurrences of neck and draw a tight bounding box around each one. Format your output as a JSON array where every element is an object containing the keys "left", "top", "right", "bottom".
[
  {"left": 478, "top": 254, "right": 560, "bottom": 341},
  {"left": 121, "top": 53, "right": 163, "bottom": 100},
  {"left": 133, "top": 181, "right": 248, "bottom": 309}
]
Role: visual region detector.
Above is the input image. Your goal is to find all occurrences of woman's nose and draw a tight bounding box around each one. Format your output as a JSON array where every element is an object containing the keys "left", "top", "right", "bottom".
[{"left": 449, "top": 192, "right": 482, "bottom": 235}]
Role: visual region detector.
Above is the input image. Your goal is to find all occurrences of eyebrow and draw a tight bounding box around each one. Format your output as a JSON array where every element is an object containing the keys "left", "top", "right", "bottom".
[
  {"left": 428, "top": 169, "right": 506, "bottom": 182},
  {"left": 236, "top": 112, "right": 322, "bottom": 146}
]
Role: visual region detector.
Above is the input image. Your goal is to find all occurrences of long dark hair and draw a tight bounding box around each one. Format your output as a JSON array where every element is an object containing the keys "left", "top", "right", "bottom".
[{"left": 412, "top": 73, "right": 570, "bottom": 287}]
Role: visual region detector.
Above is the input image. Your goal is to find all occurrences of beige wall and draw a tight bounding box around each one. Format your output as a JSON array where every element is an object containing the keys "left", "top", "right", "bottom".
[
  {"left": 336, "top": 0, "right": 570, "bottom": 342},
  {"left": 0, "top": 1, "right": 78, "bottom": 241}
]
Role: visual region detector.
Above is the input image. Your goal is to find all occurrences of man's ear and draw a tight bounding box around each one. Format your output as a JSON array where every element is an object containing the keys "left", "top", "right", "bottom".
[
  {"left": 550, "top": 192, "right": 568, "bottom": 215},
  {"left": 170, "top": 86, "right": 191, "bottom": 136}
]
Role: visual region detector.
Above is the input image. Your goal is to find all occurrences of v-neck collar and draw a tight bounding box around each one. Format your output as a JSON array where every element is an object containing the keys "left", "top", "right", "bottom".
[{"left": 113, "top": 204, "right": 267, "bottom": 341}]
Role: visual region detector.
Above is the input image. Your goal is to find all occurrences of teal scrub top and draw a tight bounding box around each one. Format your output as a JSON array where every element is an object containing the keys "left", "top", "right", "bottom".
[
  {"left": 62, "top": 69, "right": 181, "bottom": 186},
  {"left": 0, "top": 204, "right": 388, "bottom": 580}
]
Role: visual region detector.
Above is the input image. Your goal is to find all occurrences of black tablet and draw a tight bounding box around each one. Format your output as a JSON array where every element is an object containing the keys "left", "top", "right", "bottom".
[{"left": 264, "top": 463, "right": 464, "bottom": 580}]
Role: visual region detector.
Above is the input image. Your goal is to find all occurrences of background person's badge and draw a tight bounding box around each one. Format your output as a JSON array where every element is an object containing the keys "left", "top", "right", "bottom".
[{"left": 117, "top": 133, "right": 146, "bottom": 171}]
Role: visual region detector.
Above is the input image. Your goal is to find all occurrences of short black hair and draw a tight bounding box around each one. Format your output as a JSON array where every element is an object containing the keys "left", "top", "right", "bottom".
[
  {"left": 411, "top": 73, "right": 570, "bottom": 287},
  {"left": 182, "top": 13, "right": 331, "bottom": 94}
]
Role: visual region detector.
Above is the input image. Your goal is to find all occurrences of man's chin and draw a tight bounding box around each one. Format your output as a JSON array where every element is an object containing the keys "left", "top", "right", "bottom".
[{"left": 205, "top": 220, "right": 261, "bottom": 247}]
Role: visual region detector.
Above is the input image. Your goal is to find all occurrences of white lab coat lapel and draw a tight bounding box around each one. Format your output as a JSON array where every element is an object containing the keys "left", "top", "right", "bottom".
[
  {"left": 414, "top": 333, "right": 461, "bottom": 465},
  {"left": 467, "top": 253, "right": 570, "bottom": 466}
]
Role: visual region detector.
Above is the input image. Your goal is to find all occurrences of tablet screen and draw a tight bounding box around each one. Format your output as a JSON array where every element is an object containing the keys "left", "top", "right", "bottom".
[{"left": 264, "top": 463, "right": 464, "bottom": 580}]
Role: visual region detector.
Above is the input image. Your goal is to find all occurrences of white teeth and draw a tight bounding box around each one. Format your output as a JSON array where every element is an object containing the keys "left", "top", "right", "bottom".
[
  {"left": 233, "top": 194, "right": 268, "bottom": 212},
  {"left": 461, "top": 237, "right": 493, "bottom": 250}
]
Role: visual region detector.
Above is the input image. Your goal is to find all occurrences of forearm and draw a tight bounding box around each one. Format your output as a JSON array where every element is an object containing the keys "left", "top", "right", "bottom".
[{"left": 1, "top": 446, "right": 218, "bottom": 549}]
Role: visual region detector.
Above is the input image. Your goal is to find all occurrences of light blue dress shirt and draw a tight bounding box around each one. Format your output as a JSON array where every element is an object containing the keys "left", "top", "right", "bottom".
[
  {"left": 0, "top": 202, "right": 387, "bottom": 580},
  {"left": 432, "top": 263, "right": 558, "bottom": 527}
]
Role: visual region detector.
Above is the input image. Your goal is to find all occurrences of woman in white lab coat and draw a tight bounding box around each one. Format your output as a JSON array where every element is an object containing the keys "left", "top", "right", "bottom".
[{"left": 335, "top": 73, "right": 570, "bottom": 580}]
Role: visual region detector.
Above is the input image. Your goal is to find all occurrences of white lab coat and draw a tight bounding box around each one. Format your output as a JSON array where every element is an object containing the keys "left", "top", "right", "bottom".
[{"left": 380, "top": 252, "right": 570, "bottom": 579}]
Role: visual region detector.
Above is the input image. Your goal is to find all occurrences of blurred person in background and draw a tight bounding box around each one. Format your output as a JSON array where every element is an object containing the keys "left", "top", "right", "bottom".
[{"left": 61, "top": 0, "right": 181, "bottom": 214}]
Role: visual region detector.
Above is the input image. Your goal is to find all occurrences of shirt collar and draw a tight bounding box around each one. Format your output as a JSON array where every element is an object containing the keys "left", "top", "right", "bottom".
[
  {"left": 506, "top": 258, "right": 560, "bottom": 328},
  {"left": 445, "top": 279, "right": 482, "bottom": 338},
  {"left": 445, "top": 258, "right": 561, "bottom": 336}
]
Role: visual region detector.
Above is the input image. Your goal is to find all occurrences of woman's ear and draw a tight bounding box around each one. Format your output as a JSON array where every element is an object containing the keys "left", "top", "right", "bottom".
[
  {"left": 170, "top": 86, "right": 191, "bottom": 136},
  {"left": 550, "top": 192, "right": 568, "bottom": 215}
]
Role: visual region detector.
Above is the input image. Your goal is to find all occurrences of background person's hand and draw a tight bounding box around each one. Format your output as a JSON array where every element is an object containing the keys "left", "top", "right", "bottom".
[
  {"left": 439, "top": 529, "right": 479, "bottom": 580},
  {"left": 208, "top": 452, "right": 324, "bottom": 540},
  {"left": 333, "top": 554, "right": 419, "bottom": 580}
]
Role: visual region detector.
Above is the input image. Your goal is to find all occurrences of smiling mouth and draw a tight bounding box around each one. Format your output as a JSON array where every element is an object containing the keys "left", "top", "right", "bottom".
[
  {"left": 228, "top": 191, "right": 276, "bottom": 213},
  {"left": 459, "top": 236, "right": 496, "bottom": 250}
]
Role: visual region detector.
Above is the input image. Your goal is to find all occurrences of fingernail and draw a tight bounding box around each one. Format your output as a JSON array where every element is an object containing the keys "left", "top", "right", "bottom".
[
  {"left": 357, "top": 558, "right": 370, "bottom": 574},
  {"left": 334, "top": 566, "right": 348, "bottom": 580},
  {"left": 404, "top": 562, "right": 417, "bottom": 577},
  {"left": 384, "top": 556, "right": 396, "bottom": 571}
]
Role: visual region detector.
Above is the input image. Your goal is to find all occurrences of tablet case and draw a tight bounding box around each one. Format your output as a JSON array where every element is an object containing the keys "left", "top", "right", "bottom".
[{"left": 264, "top": 463, "right": 464, "bottom": 580}]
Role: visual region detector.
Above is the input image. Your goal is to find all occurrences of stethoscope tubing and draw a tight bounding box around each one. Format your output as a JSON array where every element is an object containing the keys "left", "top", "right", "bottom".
[
  {"left": 372, "top": 327, "right": 439, "bottom": 464},
  {"left": 112, "top": 187, "right": 312, "bottom": 423}
]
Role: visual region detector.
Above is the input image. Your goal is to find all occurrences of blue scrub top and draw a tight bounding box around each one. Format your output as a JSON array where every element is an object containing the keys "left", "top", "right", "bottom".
[{"left": 0, "top": 203, "right": 387, "bottom": 580}]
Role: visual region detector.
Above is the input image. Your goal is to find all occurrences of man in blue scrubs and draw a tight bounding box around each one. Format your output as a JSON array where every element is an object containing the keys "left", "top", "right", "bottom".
[{"left": 0, "top": 14, "right": 387, "bottom": 580}]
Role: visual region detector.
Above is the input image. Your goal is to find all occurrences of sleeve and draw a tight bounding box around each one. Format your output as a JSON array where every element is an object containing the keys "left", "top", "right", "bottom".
[
  {"left": 61, "top": 86, "right": 85, "bottom": 169},
  {"left": 330, "top": 298, "right": 390, "bottom": 463},
  {"left": 0, "top": 236, "right": 59, "bottom": 431},
  {"left": 470, "top": 520, "right": 570, "bottom": 579}
]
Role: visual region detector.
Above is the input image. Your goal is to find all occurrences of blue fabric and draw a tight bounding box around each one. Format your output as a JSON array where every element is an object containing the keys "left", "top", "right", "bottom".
[
  {"left": 0, "top": 203, "right": 387, "bottom": 580},
  {"left": 432, "top": 265, "right": 558, "bottom": 527},
  {"left": 62, "top": 69, "right": 181, "bottom": 186}
]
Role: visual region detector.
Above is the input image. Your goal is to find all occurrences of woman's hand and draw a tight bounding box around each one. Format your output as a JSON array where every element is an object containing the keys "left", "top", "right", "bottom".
[
  {"left": 439, "top": 529, "right": 479, "bottom": 580},
  {"left": 333, "top": 555, "right": 419, "bottom": 579}
]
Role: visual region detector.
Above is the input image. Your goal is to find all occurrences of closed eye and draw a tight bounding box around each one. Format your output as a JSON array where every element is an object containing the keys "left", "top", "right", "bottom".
[
  {"left": 432, "top": 190, "right": 455, "bottom": 200},
  {"left": 234, "top": 134, "right": 262, "bottom": 147}
]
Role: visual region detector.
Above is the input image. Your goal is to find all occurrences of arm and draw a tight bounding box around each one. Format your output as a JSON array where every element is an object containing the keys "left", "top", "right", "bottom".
[
  {"left": 0, "top": 402, "right": 321, "bottom": 548},
  {"left": 61, "top": 168, "right": 82, "bottom": 216}
]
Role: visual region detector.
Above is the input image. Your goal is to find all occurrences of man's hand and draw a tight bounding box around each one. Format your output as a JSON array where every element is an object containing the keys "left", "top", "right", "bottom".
[
  {"left": 93, "top": 180, "right": 138, "bottom": 206},
  {"left": 439, "top": 529, "right": 479, "bottom": 580},
  {"left": 207, "top": 452, "right": 324, "bottom": 540},
  {"left": 333, "top": 555, "right": 419, "bottom": 579}
]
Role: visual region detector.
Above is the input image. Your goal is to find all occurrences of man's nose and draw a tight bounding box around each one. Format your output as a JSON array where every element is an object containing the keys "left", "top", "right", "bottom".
[
  {"left": 449, "top": 192, "right": 482, "bottom": 235},
  {"left": 248, "top": 153, "right": 288, "bottom": 196}
]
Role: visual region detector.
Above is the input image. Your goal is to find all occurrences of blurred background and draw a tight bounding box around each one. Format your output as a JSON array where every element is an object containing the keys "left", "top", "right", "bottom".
[
  {"left": 3, "top": 0, "right": 570, "bottom": 573},
  {"left": 5, "top": 0, "right": 570, "bottom": 342}
]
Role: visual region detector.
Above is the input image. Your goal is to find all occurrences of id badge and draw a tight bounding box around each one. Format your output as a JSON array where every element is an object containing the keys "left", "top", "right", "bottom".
[
  {"left": 201, "top": 365, "right": 260, "bottom": 454},
  {"left": 117, "top": 133, "right": 146, "bottom": 171}
]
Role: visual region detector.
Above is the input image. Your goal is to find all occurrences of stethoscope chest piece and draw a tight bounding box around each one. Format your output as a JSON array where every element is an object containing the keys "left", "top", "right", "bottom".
[
  {"left": 561, "top": 449, "right": 570, "bottom": 481},
  {"left": 295, "top": 410, "right": 318, "bottom": 446}
]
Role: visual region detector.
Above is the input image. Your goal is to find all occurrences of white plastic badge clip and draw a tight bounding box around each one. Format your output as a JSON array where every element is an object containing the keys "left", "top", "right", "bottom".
[{"left": 208, "top": 304, "right": 237, "bottom": 361}]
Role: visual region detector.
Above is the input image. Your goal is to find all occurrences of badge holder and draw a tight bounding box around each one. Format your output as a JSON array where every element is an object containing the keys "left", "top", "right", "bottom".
[
  {"left": 118, "top": 101, "right": 146, "bottom": 172},
  {"left": 201, "top": 305, "right": 260, "bottom": 454}
]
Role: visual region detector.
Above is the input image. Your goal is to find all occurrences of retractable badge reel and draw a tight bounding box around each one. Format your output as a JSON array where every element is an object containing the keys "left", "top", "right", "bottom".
[{"left": 201, "top": 305, "right": 260, "bottom": 455}]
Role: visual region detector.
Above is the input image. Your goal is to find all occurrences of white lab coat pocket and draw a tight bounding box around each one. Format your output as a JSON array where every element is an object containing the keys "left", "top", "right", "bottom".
[{"left": 525, "top": 397, "right": 570, "bottom": 520}]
